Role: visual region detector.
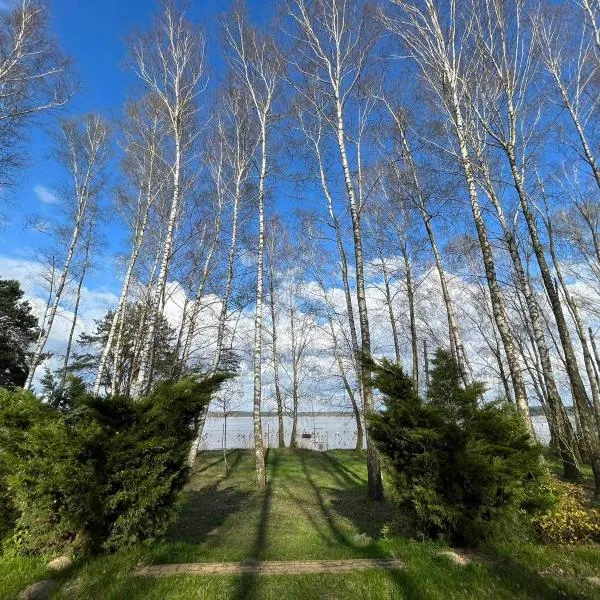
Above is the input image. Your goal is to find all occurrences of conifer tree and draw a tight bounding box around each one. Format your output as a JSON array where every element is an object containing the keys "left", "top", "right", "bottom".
[
  {"left": 369, "top": 349, "right": 546, "bottom": 544},
  {"left": 0, "top": 279, "right": 39, "bottom": 388}
]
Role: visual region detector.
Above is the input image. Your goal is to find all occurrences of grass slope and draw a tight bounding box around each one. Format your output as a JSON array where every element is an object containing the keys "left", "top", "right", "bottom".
[{"left": 1, "top": 449, "right": 599, "bottom": 599}]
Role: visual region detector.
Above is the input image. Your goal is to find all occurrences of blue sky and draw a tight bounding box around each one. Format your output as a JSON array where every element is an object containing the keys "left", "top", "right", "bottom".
[{"left": 0, "top": 0, "right": 275, "bottom": 292}]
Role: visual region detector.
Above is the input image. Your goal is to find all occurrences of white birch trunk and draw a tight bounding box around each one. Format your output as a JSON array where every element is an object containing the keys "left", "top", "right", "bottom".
[
  {"left": 180, "top": 203, "right": 223, "bottom": 370},
  {"left": 252, "top": 121, "right": 268, "bottom": 487},
  {"left": 394, "top": 120, "right": 470, "bottom": 384},
  {"left": 94, "top": 176, "right": 155, "bottom": 395},
  {"left": 334, "top": 95, "right": 383, "bottom": 500},
  {"left": 135, "top": 130, "right": 182, "bottom": 397},
  {"left": 449, "top": 87, "right": 530, "bottom": 423},
  {"left": 213, "top": 175, "right": 242, "bottom": 371},
  {"left": 480, "top": 162, "right": 576, "bottom": 467},
  {"left": 57, "top": 236, "right": 91, "bottom": 397},
  {"left": 25, "top": 124, "right": 100, "bottom": 389},
  {"left": 267, "top": 232, "right": 285, "bottom": 448}
]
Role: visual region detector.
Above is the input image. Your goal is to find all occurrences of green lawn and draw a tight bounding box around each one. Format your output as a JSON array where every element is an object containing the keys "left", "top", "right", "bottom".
[{"left": 1, "top": 449, "right": 600, "bottom": 599}]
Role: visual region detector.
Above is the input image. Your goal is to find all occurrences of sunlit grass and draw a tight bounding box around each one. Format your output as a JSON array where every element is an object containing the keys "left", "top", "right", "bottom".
[{"left": 1, "top": 449, "right": 599, "bottom": 599}]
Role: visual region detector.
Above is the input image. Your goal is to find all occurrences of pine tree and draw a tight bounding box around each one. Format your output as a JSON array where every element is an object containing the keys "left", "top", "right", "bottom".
[
  {"left": 0, "top": 279, "right": 39, "bottom": 388},
  {"left": 70, "top": 302, "right": 178, "bottom": 396}
]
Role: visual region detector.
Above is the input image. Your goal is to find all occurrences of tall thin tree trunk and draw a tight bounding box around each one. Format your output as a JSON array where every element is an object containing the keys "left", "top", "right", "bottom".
[
  {"left": 187, "top": 176, "right": 242, "bottom": 470},
  {"left": 380, "top": 256, "right": 401, "bottom": 366},
  {"left": 35, "top": 264, "right": 56, "bottom": 356},
  {"left": 545, "top": 210, "right": 600, "bottom": 429},
  {"left": 387, "top": 105, "right": 470, "bottom": 384},
  {"left": 402, "top": 245, "right": 419, "bottom": 391},
  {"left": 290, "top": 303, "right": 300, "bottom": 448},
  {"left": 171, "top": 295, "right": 189, "bottom": 377},
  {"left": 448, "top": 90, "right": 530, "bottom": 423},
  {"left": 423, "top": 338, "right": 430, "bottom": 392},
  {"left": 501, "top": 148, "right": 600, "bottom": 491},
  {"left": 334, "top": 96, "right": 383, "bottom": 500},
  {"left": 112, "top": 243, "right": 161, "bottom": 397},
  {"left": 58, "top": 237, "right": 91, "bottom": 397},
  {"left": 213, "top": 176, "right": 242, "bottom": 370},
  {"left": 252, "top": 121, "right": 268, "bottom": 487},
  {"left": 180, "top": 201, "right": 224, "bottom": 370},
  {"left": 589, "top": 327, "right": 600, "bottom": 386},
  {"left": 313, "top": 131, "right": 364, "bottom": 406},
  {"left": 136, "top": 129, "right": 183, "bottom": 397},
  {"left": 479, "top": 162, "right": 574, "bottom": 461},
  {"left": 25, "top": 203, "right": 88, "bottom": 389},
  {"left": 290, "top": 394, "right": 298, "bottom": 449},
  {"left": 267, "top": 232, "right": 285, "bottom": 448},
  {"left": 325, "top": 301, "right": 364, "bottom": 451},
  {"left": 94, "top": 162, "right": 155, "bottom": 396}
]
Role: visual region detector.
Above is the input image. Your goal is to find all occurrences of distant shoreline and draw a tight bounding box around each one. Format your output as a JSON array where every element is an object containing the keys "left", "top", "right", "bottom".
[{"left": 207, "top": 406, "right": 561, "bottom": 418}]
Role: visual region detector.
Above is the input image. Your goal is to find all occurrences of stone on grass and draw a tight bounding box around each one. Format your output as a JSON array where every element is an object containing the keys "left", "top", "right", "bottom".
[
  {"left": 18, "top": 580, "right": 57, "bottom": 600},
  {"left": 440, "top": 550, "right": 472, "bottom": 566},
  {"left": 48, "top": 555, "right": 72, "bottom": 571}
]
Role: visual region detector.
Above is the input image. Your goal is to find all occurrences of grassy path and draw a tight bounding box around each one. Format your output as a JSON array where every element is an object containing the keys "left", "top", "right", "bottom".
[{"left": 2, "top": 449, "right": 600, "bottom": 599}]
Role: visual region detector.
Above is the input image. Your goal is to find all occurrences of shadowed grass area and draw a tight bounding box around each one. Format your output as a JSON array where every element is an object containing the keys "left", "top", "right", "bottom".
[{"left": 1, "top": 449, "right": 599, "bottom": 599}]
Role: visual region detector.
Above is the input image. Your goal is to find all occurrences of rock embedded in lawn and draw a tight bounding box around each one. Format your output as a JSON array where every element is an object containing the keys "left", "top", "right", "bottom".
[
  {"left": 48, "top": 555, "right": 73, "bottom": 571},
  {"left": 17, "top": 580, "right": 57, "bottom": 600},
  {"left": 439, "top": 550, "right": 472, "bottom": 566}
]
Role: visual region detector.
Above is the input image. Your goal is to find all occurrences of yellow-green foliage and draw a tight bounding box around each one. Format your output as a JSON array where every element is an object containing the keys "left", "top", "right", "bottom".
[{"left": 533, "top": 480, "right": 600, "bottom": 544}]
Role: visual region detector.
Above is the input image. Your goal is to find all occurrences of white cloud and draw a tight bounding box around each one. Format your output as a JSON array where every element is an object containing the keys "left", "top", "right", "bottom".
[
  {"left": 2, "top": 249, "right": 592, "bottom": 419},
  {"left": 33, "top": 184, "right": 59, "bottom": 205}
]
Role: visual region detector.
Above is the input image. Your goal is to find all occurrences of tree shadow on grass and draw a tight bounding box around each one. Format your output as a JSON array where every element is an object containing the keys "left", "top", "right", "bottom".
[
  {"left": 189, "top": 449, "right": 246, "bottom": 484},
  {"left": 231, "top": 449, "right": 279, "bottom": 600},
  {"left": 481, "top": 551, "right": 597, "bottom": 599},
  {"left": 192, "top": 453, "right": 232, "bottom": 475},
  {"left": 287, "top": 450, "right": 425, "bottom": 599},
  {"left": 165, "top": 486, "right": 252, "bottom": 547},
  {"left": 322, "top": 450, "right": 595, "bottom": 599},
  {"left": 148, "top": 451, "right": 250, "bottom": 564},
  {"left": 319, "top": 451, "right": 366, "bottom": 488}
]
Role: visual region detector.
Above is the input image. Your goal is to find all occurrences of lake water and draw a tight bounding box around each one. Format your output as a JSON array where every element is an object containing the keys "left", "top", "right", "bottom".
[{"left": 199, "top": 414, "right": 554, "bottom": 451}]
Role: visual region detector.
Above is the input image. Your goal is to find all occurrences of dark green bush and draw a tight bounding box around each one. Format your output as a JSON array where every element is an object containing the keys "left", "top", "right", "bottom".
[
  {"left": 368, "top": 349, "right": 549, "bottom": 546},
  {"left": 0, "top": 375, "right": 226, "bottom": 554}
]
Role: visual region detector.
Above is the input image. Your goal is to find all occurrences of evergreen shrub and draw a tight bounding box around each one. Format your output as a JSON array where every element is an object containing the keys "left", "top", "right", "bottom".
[
  {"left": 0, "top": 375, "right": 226, "bottom": 554},
  {"left": 368, "top": 349, "right": 550, "bottom": 545}
]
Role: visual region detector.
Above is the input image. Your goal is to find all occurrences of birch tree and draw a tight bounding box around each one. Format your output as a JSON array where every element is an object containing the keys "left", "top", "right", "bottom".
[
  {"left": 296, "top": 101, "right": 366, "bottom": 413},
  {"left": 382, "top": 99, "right": 471, "bottom": 385},
  {"left": 93, "top": 96, "right": 166, "bottom": 395},
  {"left": 536, "top": 7, "right": 599, "bottom": 191},
  {"left": 467, "top": 115, "right": 579, "bottom": 476},
  {"left": 213, "top": 85, "right": 257, "bottom": 371},
  {"left": 131, "top": 1, "right": 206, "bottom": 397},
  {"left": 25, "top": 114, "right": 109, "bottom": 389},
  {"left": 284, "top": 270, "right": 315, "bottom": 449},
  {"left": 467, "top": 0, "right": 596, "bottom": 478},
  {"left": 224, "top": 3, "right": 281, "bottom": 487},
  {"left": 56, "top": 217, "right": 95, "bottom": 397},
  {"left": 0, "top": 0, "right": 72, "bottom": 186},
  {"left": 384, "top": 0, "right": 531, "bottom": 429},
  {"left": 179, "top": 131, "right": 226, "bottom": 371},
  {"left": 288, "top": 0, "right": 384, "bottom": 499},
  {"left": 266, "top": 217, "right": 286, "bottom": 447}
]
